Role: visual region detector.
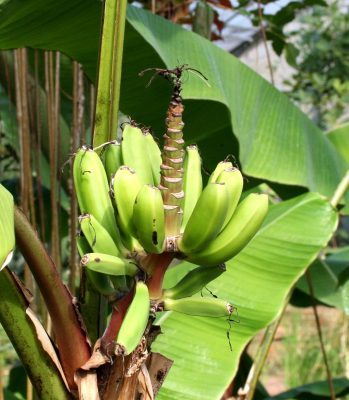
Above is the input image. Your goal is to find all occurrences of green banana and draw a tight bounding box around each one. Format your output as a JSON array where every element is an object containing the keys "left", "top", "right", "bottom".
[
  {"left": 216, "top": 167, "right": 243, "bottom": 229},
  {"left": 76, "top": 233, "right": 91, "bottom": 257},
  {"left": 144, "top": 131, "right": 162, "bottom": 186},
  {"left": 181, "top": 145, "right": 203, "bottom": 232},
  {"left": 103, "top": 140, "right": 122, "bottom": 183},
  {"left": 208, "top": 161, "right": 233, "bottom": 184},
  {"left": 121, "top": 124, "right": 154, "bottom": 185},
  {"left": 112, "top": 166, "right": 142, "bottom": 243},
  {"left": 178, "top": 183, "right": 229, "bottom": 254},
  {"left": 163, "top": 296, "right": 233, "bottom": 318},
  {"left": 187, "top": 193, "right": 269, "bottom": 265},
  {"left": 81, "top": 253, "right": 139, "bottom": 277},
  {"left": 116, "top": 281, "right": 150, "bottom": 355},
  {"left": 163, "top": 264, "right": 226, "bottom": 299},
  {"left": 73, "top": 146, "right": 119, "bottom": 245},
  {"left": 76, "top": 235, "right": 117, "bottom": 296},
  {"left": 133, "top": 185, "right": 165, "bottom": 254},
  {"left": 79, "top": 213, "right": 121, "bottom": 257}
]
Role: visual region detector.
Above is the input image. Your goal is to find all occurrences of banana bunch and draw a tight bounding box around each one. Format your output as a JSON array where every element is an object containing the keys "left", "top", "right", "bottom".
[
  {"left": 73, "top": 125, "right": 269, "bottom": 283},
  {"left": 73, "top": 120, "right": 268, "bottom": 352}
]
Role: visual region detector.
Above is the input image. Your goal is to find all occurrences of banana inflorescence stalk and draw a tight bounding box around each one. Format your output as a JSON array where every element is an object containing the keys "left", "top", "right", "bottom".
[{"left": 73, "top": 66, "right": 269, "bottom": 361}]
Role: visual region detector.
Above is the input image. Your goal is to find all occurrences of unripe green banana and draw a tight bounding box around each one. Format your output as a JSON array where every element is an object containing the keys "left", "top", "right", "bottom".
[
  {"left": 216, "top": 167, "right": 243, "bottom": 229},
  {"left": 73, "top": 146, "right": 119, "bottom": 245},
  {"left": 144, "top": 131, "right": 162, "bottom": 186},
  {"left": 81, "top": 253, "right": 139, "bottom": 277},
  {"left": 79, "top": 213, "right": 121, "bottom": 257},
  {"left": 133, "top": 185, "right": 165, "bottom": 254},
  {"left": 181, "top": 145, "right": 203, "bottom": 232},
  {"left": 103, "top": 140, "right": 122, "bottom": 183},
  {"left": 187, "top": 193, "right": 269, "bottom": 266},
  {"left": 121, "top": 124, "right": 154, "bottom": 185},
  {"left": 163, "top": 264, "right": 226, "bottom": 300},
  {"left": 178, "top": 183, "right": 229, "bottom": 254},
  {"left": 76, "top": 234, "right": 91, "bottom": 257},
  {"left": 112, "top": 166, "right": 142, "bottom": 241},
  {"left": 76, "top": 236, "right": 117, "bottom": 296},
  {"left": 163, "top": 296, "right": 233, "bottom": 318},
  {"left": 208, "top": 161, "right": 233, "bottom": 184},
  {"left": 116, "top": 281, "right": 150, "bottom": 355}
]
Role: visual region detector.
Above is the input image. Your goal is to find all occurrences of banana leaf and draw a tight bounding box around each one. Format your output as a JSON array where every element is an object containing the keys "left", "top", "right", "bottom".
[
  {"left": 0, "top": 2, "right": 347, "bottom": 201},
  {"left": 153, "top": 193, "right": 338, "bottom": 399}
]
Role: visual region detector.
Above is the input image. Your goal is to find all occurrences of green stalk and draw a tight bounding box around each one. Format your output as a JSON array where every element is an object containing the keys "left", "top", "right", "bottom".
[
  {"left": 93, "top": 0, "right": 127, "bottom": 148},
  {"left": 0, "top": 268, "right": 71, "bottom": 399},
  {"left": 14, "top": 208, "right": 91, "bottom": 390}
]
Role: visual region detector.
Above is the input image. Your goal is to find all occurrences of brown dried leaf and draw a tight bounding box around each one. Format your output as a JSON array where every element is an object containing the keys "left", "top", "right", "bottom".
[
  {"left": 80, "top": 339, "right": 111, "bottom": 371},
  {"left": 26, "top": 307, "right": 69, "bottom": 390},
  {"left": 146, "top": 352, "right": 173, "bottom": 397},
  {"left": 75, "top": 370, "right": 100, "bottom": 400},
  {"left": 138, "top": 364, "right": 154, "bottom": 400}
]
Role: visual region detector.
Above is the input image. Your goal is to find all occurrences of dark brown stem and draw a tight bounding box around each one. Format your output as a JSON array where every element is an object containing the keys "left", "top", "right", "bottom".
[
  {"left": 14, "top": 207, "right": 91, "bottom": 390},
  {"left": 14, "top": 48, "right": 35, "bottom": 295},
  {"left": 306, "top": 271, "right": 336, "bottom": 400},
  {"left": 45, "top": 51, "right": 61, "bottom": 270}
]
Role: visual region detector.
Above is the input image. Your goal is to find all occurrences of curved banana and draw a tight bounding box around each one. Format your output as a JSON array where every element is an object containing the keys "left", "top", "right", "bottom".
[
  {"left": 177, "top": 183, "right": 229, "bottom": 254},
  {"left": 121, "top": 124, "right": 154, "bottom": 185},
  {"left": 76, "top": 235, "right": 117, "bottom": 296},
  {"left": 73, "top": 146, "right": 119, "bottom": 245},
  {"left": 208, "top": 161, "right": 233, "bottom": 184},
  {"left": 144, "top": 131, "right": 162, "bottom": 186},
  {"left": 181, "top": 145, "right": 203, "bottom": 232},
  {"left": 163, "top": 264, "right": 226, "bottom": 300},
  {"left": 81, "top": 252, "right": 139, "bottom": 277},
  {"left": 116, "top": 281, "right": 150, "bottom": 355},
  {"left": 76, "top": 233, "right": 91, "bottom": 257},
  {"left": 163, "top": 296, "right": 233, "bottom": 318},
  {"left": 79, "top": 213, "right": 122, "bottom": 257},
  {"left": 103, "top": 140, "right": 122, "bottom": 183},
  {"left": 133, "top": 185, "right": 165, "bottom": 254},
  {"left": 216, "top": 167, "right": 243, "bottom": 229},
  {"left": 187, "top": 193, "right": 269, "bottom": 266},
  {"left": 112, "top": 166, "right": 142, "bottom": 241}
]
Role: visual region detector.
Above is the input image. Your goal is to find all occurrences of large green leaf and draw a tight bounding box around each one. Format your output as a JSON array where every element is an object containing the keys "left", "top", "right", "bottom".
[
  {"left": 0, "top": 184, "right": 14, "bottom": 269},
  {"left": 327, "top": 123, "right": 349, "bottom": 164},
  {"left": 152, "top": 193, "right": 337, "bottom": 400},
  {"left": 0, "top": 1, "right": 346, "bottom": 198}
]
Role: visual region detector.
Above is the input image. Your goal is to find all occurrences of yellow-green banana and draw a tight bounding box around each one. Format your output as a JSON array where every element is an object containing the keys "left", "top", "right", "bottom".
[
  {"left": 216, "top": 167, "right": 243, "bottom": 229},
  {"left": 187, "top": 193, "right": 269, "bottom": 265},
  {"left": 133, "top": 185, "right": 165, "bottom": 254},
  {"left": 163, "top": 264, "right": 226, "bottom": 300},
  {"left": 76, "top": 233, "right": 91, "bottom": 257},
  {"left": 79, "top": 213, "right": 122, "bottom": 257},
  {"left": 116, "top": 281, "right": 150, "bottom": 355},
  {"left": 81, "top": 252, "right": 139, "bottom": 277},
  {"left": 178, "top": 183, "right": 229, "bottom": 254},
  {"left": 121, "top": 124, "right": 154, "bottom": 185},
  {"left": 163, "top": 296, "right": 233, "bottom": 318},
  {"left": 112, "top": 166, "right": 142, "bottom": 245},
  {"left": 144, "top": 131, "right": 162, "bottom": 186},
  {"left": 76, "top": 235, "right": 117, "bottom": 296},
  {"left": 181, "top": 145, "right": 203, "bottom": 232},
  {"left": 208, "top": 161, "right": 233, "bottom": 184},
  {"left": 73, "top": 146, "right": 119, "bottom": 244},
  {"left": 103, "top": 140, "right": 122, "bottom": 183}
]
